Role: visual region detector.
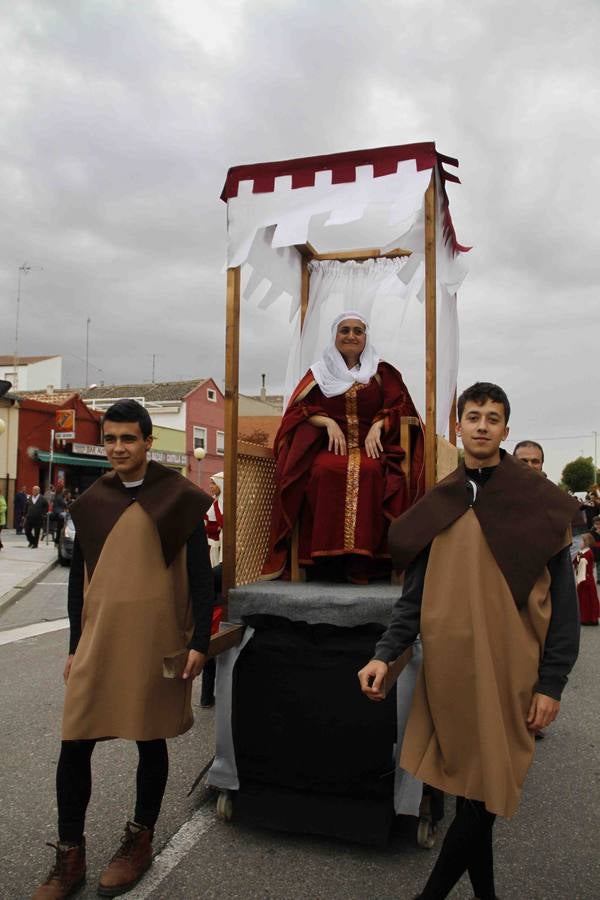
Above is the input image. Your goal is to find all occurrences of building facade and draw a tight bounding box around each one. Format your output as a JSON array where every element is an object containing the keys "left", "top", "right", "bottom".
[
  {"left": 0, "top": 355, "right": 63, "bottom": 392},
  {"left": 82, "top": 379, "right": 224, "bottom": 492}
]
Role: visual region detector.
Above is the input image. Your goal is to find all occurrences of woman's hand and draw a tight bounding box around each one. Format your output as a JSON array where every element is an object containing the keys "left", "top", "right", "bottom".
[
  {"left": 326, "top": 419, "right": 347, "bottom": 455},
  {"left": 365, "top": 420, "right": 384, "bottom": 459},
  {"left": 307, "top": 415, "right": 346, "bottom": 454}
]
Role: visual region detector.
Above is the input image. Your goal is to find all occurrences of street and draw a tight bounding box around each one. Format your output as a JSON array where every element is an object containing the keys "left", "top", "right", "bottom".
[{"left": 0, "top": 569, "right": 598, "bottom": 899}]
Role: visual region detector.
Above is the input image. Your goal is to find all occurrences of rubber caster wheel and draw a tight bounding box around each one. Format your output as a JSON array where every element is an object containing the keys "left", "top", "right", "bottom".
[
  {"left": 216, "top": 791, "right": 233, "bottom": 822},
  {"left": 416, "top": 816, "right": 436, "bottom": 849}
]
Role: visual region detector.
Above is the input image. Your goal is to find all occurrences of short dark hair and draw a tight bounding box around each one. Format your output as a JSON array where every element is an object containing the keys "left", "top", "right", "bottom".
[
  {"left": 513, "top": 440, "right": 544, "bottom": 464},
  {"left": 102, "top": 399, "right": 153, "bottom": 439},
  {"left": 457, "top": 382, "right": 510, "bottom": 424}
]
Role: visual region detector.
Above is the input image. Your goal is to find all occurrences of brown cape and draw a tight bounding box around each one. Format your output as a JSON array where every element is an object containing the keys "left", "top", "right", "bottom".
[
  {"left": 70, "top": 461, "right": 212, "bottom": 577},
  {"left": 387, "top": 450, "right": 578, "bottom": 609}
]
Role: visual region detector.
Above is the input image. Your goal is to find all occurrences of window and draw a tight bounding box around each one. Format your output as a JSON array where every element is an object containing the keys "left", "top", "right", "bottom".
[
  {"left": 193, "top": 426, "right": 207, "bottom": 450},
  {"left": 216, "top": 430, "right": 225, "bottom": 455},
  {"left": 207, "top": 388, "right": 217, "bottom": 402}
]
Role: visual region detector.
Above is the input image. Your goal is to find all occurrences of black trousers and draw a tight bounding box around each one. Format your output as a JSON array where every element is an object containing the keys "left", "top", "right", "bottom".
[
  {"left": 25, "top": 520, "right": 42, "bottom": 547},
  {"left": 56, "top": 739, "right": 169, "bottom": 844},
  {"left": 200, "top": 658, "right": 216, "bottom": 704},
  {"left": 419, "top": 796, "right": 496, "bottom": 900}
]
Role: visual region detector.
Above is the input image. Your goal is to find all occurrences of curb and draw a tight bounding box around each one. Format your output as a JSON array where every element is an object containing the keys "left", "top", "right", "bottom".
[{"left": 0, "top": 557, "right": 59, "bottom": 617}]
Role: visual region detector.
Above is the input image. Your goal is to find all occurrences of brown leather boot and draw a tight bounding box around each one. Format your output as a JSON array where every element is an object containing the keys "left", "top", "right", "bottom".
[
  {"left": 32, "top": 840, "right": 86, "bottom": 899},
  {"left": 97, "top": 822, "right": 153, "bottom": 896}
]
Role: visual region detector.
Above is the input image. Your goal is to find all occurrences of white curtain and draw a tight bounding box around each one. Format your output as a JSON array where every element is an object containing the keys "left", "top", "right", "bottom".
[
  {"left": 284, "top": 256, "right": 459, "bottom": 435},
  {"left": 285, "top": 257, "right": 412, "bottom": 399}
]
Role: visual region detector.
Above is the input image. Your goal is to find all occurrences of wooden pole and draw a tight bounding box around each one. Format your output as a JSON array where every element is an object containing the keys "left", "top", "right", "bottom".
[
  {"left": 424, "top": 172, "right": 437, "bottom": 490},
  {"left": 449, "top": 387, "right": 457, "bottom": 446},
  {"left": 222, "top": 266, "right": 241, "bottom": 612},
  {"left": 289, "top": 251, "right": 311, "bottom": 582},
  {"left": 300, "top": 255, "right": 310, "bottom": 330}
]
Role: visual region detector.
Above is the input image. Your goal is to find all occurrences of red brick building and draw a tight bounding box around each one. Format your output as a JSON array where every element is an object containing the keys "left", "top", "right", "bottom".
[
  {"left": 17, "top": 394, "right": 104, "bottom": 495},
  {"left": 81, "top": 379, "right": 225, "bottom": 492}
]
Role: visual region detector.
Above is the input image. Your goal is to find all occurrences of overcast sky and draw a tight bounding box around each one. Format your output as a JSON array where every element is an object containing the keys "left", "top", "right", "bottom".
[{"left": 1, "top": 0, "right": 598, "bottom": 481}]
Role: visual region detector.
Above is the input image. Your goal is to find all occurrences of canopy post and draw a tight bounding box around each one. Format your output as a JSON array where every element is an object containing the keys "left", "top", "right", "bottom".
[
  {"left": 222, "top": 266, "right": 241, "bottom": 610},
  {"left": 424, "top": 172, "right": 437, "bottom": 490},
  {"left": 449, "top": 387, "right": 457, "bottom": 446},
  {"left": 300, "top": 255, "right": 310, "bottom": 331}
]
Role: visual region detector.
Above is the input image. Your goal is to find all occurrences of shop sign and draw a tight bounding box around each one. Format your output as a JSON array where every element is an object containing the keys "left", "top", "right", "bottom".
[
  {"left": 73, "top": 442, "right": 107, "bottom": 458},
  {"left": 72, "top": 443, "right": 186, "bottom": 467},
  {"left": 56, "top": 409, "right": 76, "bottom": 440}
]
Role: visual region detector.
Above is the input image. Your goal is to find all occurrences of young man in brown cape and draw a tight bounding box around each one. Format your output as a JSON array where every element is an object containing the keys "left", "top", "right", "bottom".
[
  {"left": 358, "top": 382, "right": 579, "bottom": 900},
  {"left": 34, "top": 400, "right": 215, "bottom": 899}
]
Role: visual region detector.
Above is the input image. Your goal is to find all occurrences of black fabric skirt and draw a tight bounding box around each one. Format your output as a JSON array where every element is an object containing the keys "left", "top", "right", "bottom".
[{"left": 231, "top": 614, "right": 398, "bottom": 845}]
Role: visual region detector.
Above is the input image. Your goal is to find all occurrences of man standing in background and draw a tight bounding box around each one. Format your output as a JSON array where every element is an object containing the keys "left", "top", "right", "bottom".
[
  {"left": 513, "top": 439, "right": 545, "bottom": 473},
  {"left": 24, "top": 486, "right": 49, "bottom": 549},
  {"left": 14, "top": 485, "right": 28, "bottom": 534}
]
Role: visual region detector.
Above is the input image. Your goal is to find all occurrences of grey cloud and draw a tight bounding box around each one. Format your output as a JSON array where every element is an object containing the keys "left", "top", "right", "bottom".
[{"left": 0, "top": 0, "right": 598, "bottom": 480}]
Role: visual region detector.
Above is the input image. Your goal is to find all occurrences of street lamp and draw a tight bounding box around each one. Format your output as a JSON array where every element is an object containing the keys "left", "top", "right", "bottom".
[{"left": 193, "top": 446, "right": 207, "bottom": 489}]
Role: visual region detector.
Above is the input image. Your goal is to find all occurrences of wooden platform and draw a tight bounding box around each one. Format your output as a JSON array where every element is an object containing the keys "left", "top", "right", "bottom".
[{"left": 228, "top": 580, "right": 402, "bottom": 628}]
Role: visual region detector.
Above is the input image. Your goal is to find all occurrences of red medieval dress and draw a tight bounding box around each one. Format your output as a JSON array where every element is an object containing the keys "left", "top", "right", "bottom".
[
  {"left": 261, "top": 361, "right": 424, "bottom": 581},
  {"left": 574, "top": 547, "right": 600, "bottom": 625}
]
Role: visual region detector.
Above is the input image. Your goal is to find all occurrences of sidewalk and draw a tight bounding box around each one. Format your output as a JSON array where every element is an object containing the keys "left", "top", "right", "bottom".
[{"left": 0, "top": 529, "right": 58, "bottom": 615}]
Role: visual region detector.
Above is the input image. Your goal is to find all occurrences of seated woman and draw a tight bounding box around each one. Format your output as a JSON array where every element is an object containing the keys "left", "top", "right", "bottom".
[{"left": 262, "top": 311, "right": 424, "bottom": 583}]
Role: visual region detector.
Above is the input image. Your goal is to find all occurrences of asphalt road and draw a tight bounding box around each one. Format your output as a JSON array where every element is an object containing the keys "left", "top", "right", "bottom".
[{"left": 0, "top": 573, "right": 598, "bottom": 899}]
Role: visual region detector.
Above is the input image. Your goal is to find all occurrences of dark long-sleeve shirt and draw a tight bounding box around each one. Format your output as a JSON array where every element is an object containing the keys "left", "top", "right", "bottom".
[
  {"left": 373, "top": 541, "right": 580, "bottom": 701},
  {"left": 67, "top": 522, "right": 215, "bottom": 656}
]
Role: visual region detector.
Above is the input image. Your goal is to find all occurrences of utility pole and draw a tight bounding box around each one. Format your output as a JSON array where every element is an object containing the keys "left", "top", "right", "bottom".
[
  {"left": 13, "top": 262, "right": 42, "bottom": 390},
  {"left": 152, "top": 354, "right": 157, "bottom": 383},
  {"left": 85, "top": 317, "right": 91, "bottom": 387}
]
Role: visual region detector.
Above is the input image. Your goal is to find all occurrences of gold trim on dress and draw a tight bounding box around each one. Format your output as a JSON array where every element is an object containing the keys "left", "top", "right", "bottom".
[{"left": 344, "top": 384, "right": 364, "bottom": 551}]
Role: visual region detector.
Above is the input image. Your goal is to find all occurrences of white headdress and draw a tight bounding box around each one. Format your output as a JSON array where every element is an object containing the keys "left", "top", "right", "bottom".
[
  {"left": 207, "top": 471, "right": 224, "bottom": 521},
  {"left": 310, "top": 311, "right": 380, "bottom": 398}
]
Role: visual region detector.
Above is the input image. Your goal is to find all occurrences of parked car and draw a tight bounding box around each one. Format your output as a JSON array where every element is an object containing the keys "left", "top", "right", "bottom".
[{"left": 57, "top": 513, "right": 76, "bottom": 566}]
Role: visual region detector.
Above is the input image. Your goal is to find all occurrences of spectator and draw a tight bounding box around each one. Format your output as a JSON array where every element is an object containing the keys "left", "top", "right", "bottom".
[
  {"left": 14, "top": 485, "right": 27, "bottom": 534},
  {"left": 0, "top": 486, "right": 7, "bottom": 550},
  {"left": 204, "top": 473, "right": 224, "bottom": 567},
  {"left": 25, "top": 486, "right": 49, "bottom": 549},
  {"left": 52, "top": 483, "right": 67, "bottom": 546},
  {"left": 573, "top": 534, "right": 600, "bottom": 625},
  {"left": 513, "top": 439, "right": 544, "bottom": 473}
]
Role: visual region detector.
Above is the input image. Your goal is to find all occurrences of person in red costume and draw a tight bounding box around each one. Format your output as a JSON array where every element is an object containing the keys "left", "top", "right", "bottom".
[
  {"left": 203, "top": 473, "right": 224, "bottom": 567},
  {"left": 573, "top": 533, "right": 600, "bottom": 625},
  {"left": 262, "top": 311, "right": 424, "bottom": 583}
]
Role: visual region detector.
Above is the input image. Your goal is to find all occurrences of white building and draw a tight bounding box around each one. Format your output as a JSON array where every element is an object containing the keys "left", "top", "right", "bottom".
[{"left": 0, "top": 355, "right": 63, "bottom": 392}]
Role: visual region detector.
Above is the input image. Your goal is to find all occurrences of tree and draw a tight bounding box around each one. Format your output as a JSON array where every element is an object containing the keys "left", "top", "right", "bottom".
[{"left": 561, "top": 456, "right": 596, "bottom": 492}]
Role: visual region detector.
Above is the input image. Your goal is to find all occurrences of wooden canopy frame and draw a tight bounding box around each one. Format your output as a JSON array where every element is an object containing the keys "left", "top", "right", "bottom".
[{"left": 221, "top": 171, "right": 457, "bottom": 607}]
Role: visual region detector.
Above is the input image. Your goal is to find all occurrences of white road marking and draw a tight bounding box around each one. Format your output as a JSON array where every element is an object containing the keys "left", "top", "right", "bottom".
[
  {"left": 126, "top": 805, "right": 218, "bottom": 898},
  {"left": 0, "top": 618, "right": 69, "bottom": 645}
]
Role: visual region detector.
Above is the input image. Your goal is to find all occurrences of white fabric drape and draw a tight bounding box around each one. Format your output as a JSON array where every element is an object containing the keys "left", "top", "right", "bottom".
[
  {"left": 232, "top": 165, "right": 467, "bottom": 435},
  {"left": 285, "top": 257, "right": 411, "bottom": 402}
]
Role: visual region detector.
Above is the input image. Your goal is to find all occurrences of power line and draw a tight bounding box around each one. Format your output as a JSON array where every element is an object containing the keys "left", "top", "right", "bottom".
[{"left": 503, "top": 434, "right": 595, "bottom": 443}]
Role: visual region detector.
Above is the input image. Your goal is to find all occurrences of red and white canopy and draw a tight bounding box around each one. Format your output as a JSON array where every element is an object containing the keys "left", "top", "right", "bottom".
[{"left": 221, "top": 142, "right": 470, "bottom": 434}]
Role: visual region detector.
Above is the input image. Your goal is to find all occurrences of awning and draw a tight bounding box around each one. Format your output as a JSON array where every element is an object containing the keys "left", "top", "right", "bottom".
[{"left": 35, "top": 451, "right": 111, "bottom": 469}]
